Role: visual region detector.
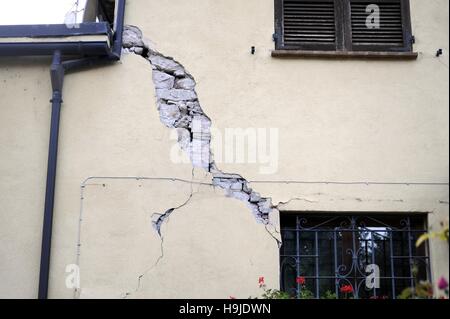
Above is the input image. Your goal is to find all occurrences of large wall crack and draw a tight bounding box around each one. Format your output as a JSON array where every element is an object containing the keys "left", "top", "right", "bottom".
[{"left": 122, "top": 25, "right": 276, "bottom": 232}]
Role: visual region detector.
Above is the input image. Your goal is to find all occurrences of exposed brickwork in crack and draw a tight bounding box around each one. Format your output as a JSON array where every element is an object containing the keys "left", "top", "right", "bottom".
[
  {"left": 122, "top": 25, "right": 274, "bottom": 226},
  {"left": 120, "top": 27, "right": 280, "bottom": 295}
]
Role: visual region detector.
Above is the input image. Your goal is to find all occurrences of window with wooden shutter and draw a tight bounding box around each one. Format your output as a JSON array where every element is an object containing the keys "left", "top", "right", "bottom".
[{"left": 274, "top": 0, "right": 414, "bottom": 56}]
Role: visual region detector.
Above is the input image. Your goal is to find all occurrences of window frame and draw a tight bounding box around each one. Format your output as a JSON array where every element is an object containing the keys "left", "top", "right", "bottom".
[
  {"left": 279, "top": 213, "right": 431, "bottom": 299},
  {"left": 274, "top": 0, "right": 414, "bottom": 53}
]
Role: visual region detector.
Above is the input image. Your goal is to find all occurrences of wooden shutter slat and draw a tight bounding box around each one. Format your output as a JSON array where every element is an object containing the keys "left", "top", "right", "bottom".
[
  {"left": 350, "top": 1, "right": 404, "bottom": 47},
  {"left": 282, "top": 0, "right": 336, "bottom": 46}
]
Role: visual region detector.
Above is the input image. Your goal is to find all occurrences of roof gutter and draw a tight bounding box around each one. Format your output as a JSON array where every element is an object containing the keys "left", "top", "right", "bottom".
[
  {"left": 0, "top": 42, "right": 111, "bottom": 57},
  {"left": 0, "top": 0, "right": 126, "bottom": 299},
  {"left": 0, "top": 22, "right": 114, "bottom": 57}
]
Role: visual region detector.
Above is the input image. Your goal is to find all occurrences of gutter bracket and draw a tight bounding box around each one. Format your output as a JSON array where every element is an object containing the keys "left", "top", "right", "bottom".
[{"left": 50, "top": 51, "right": 64, "bottom": 92}]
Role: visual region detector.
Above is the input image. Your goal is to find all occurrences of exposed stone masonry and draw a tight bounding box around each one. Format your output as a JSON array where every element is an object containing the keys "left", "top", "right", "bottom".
[{"left": 122, "top": 25, "right": 273, "bottom": 232}]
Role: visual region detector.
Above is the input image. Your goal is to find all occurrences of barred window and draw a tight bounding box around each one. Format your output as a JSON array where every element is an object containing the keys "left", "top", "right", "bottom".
[
  {"left": 280, "top": 214, "right": 430, "bottom": 299},
  {"left": 274, "top": 0, "right": 413, "bottom": 53}
]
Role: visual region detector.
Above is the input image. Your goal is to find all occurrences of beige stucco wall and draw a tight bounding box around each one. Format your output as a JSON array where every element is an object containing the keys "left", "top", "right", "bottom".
[{"left": 0, "top": 0, "right": 448, "bottom": 298}]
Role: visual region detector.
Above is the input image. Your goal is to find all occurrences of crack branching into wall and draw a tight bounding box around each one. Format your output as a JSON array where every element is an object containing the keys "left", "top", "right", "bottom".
[
  {"left": 122, "top": 26, "right": 275, "bottom": 233},
  {"left": 122, "top": 178, "right": 197, "bottom": 299},
  {"left": 151, "top": 169, "right": 196, "bottom": 236}
]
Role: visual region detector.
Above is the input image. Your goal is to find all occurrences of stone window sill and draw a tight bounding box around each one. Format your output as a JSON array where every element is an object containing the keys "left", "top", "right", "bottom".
[{"left": 271, "top": 50, "right": 418, "bottom": 60}]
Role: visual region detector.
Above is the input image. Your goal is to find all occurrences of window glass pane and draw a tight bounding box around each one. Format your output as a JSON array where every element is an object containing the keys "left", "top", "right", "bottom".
[
  {"left": 318, "top": 231, "right": 334, "bottom": 276},
  {"left": 411, "top": 231, "right": 428, "bottom": 256},
  {"left": 280, "top": 256, "right": 297, "bottom": 296},
  {"left": 299, "top": 257, "right": 315, "bottom": 277},
  {"left": 280, "top": 230, "right": 296, "bottom": 255},
  {"left": 373, "top": 230, "right": 392, "bottom": 277},
  {"left": 412, "top": 257, "right": 430, "bottom": 282},
  {"left": 299, "top": 231, "right": 315, "bottom": 255},
  {"left": 394, "top": 257, "right": 411, "bottom": 278},
  {"left": 336, "top": 231, "right": 354, "bottom": 277}
]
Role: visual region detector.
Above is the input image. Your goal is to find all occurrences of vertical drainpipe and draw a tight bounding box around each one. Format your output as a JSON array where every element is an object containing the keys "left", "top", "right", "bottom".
[
  {"left": 36, "top": 0, "right": 126, "bottom": 300},
  {"left": 38, "top": 51, "right": 64, "bottom": 299},
  {"left": 112, "top": 0, "right": 126, "bottom": 59}
]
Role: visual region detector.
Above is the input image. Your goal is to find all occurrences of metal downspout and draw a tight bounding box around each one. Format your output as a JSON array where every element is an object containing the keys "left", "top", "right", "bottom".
[
  {"left": 38, "top": 51, "right": 64, "bottom": 299},
  {"left": 37, "top": 53, "right": 117, "bottom": 300},
  {"left": 36, "top": 0, "right": 126, "bottom": 299}
]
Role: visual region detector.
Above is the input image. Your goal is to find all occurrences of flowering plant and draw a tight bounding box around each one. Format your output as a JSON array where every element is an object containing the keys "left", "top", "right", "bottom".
[
  {"left": 438, "top": 277, "right": 448, "bottom": 291},
  {"left": 339, "top": 284, "right": 354, "bottom": 299},
  {"left": 340, "top": 285, "right": 353, "bottom": 294},
  {"left": 296, "top": 276, "right": 306, "bottom": 285},
  {"left": 253, "top": 276, "right": 292, "bottom": 299},
  {"left": 250, "top": 276, "right": 337, "bottom": 299},
  {"left": 416, "top": 221, "right": 449, "bottom": 247},
  {"left": 294, "top": 276, "right": 313, "bottom": 299},
  {"left": 400, "top": 222, "right": 449, "bottom": 299}
]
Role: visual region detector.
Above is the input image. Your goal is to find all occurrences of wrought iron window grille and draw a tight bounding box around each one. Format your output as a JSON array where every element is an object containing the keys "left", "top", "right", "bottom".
[{"left": 280, "top": 214, "right": 430, "bottom": 299}]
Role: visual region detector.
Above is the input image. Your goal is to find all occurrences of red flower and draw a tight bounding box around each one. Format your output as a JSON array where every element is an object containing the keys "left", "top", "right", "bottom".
[
  {"left": 296, "top": 276, "right": 306, "bottom": 285},
  {"left": 438, "top": 277, "right": 449, "bottom": 290},
  {"left": 340, "top": 285, "right": 353, "bottom": 294},
  {"left": 258, "top": 276, "right": 265, "bottom": 286}
]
